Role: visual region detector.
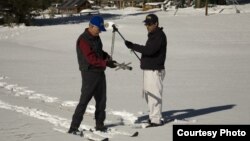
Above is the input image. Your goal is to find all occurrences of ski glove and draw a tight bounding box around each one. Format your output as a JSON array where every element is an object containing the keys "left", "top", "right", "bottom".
[
  {"left": 106, "top": 60, "right": 117, "bottom": 68},
  {"left": 124, "top": 40, "right": 134, "bottom": 48}
]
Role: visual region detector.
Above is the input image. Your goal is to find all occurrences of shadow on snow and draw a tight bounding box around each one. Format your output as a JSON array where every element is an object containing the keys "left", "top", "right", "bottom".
[
  {"left": 136, "top": 104, "right": 236, "bottom": 124},
  {"left": 31, "top": 10, "right": 160, "bottom": 26}
]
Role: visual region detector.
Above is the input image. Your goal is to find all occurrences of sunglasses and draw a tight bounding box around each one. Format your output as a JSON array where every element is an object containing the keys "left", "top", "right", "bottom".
[{"left": 144, "top": 23, "right": 154, "bottom": 26}]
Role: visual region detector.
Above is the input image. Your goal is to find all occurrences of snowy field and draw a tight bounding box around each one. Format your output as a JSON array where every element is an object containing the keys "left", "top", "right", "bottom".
[{"left": 1, "top": 4, "right": 250, "bottom": 141}]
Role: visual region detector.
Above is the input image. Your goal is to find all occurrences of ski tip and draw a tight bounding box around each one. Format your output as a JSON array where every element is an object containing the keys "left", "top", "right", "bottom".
[{"left": 131, "top": 131, "right": 139, "bottom": 137}]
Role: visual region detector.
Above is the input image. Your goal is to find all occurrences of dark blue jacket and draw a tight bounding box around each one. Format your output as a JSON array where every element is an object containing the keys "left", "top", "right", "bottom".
[{"left": 129, "top": 27, "right": 167, "bottom": 70}]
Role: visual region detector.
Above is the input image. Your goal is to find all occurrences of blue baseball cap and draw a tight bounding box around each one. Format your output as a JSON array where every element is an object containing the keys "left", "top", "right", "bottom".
[{"left": 90, "top": 16, "right": 106, "bottom": 31}]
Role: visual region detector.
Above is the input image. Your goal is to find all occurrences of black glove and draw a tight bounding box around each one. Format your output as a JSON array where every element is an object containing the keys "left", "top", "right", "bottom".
[
  {"left": 106, "top": 54, "right": 112, "bottom": 61},
  {"left": 106, "top": 60, "right": 117, "bottom": 68},
  {"left": 124, "top": 40, "right": 133, "bottom": 48}
]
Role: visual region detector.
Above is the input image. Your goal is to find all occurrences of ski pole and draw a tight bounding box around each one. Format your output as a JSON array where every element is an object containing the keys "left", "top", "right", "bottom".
[
  {"left": 112, "top": 24, "right": 125, "bottom": 41},
  {"left": 112, "top": 24, "right": 141, "bottom": 61},
  {"left": 109, "top": 24, "right": 133, "bottom": 71},
  {"left": 114, "top": 62, "right": 132, "bottom": 71},
  {"left": 110, "top": 27, "right": 116, "bottom": 58}
]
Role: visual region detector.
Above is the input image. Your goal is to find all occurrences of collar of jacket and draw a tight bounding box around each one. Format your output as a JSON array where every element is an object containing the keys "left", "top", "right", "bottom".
[
  {"left": 148, "top": 27, "right": 163, "bottom": 37},
  {"left": 84, "top": 28, "right": 99, "bottom": 40}
]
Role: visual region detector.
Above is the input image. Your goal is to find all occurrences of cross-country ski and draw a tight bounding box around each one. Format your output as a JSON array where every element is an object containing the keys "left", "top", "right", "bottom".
[
  {"left": 54, "top": 127, "right": 108, "bottom": 141},
  {"left": 89, "top": 128, "right": 139, "bottom": 137}
]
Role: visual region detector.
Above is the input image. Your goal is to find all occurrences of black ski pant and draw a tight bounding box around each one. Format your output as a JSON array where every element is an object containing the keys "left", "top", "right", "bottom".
[{"left": 70, "top": 71, "right": 106, "bottom": 130}]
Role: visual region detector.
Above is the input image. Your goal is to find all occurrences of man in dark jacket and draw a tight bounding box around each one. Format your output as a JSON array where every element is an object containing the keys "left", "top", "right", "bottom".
[
  {"left": 124, "top": 14, "right": 167, "bottom": 127},
  {"left": 68, "top": 16, "right": 117, "bottom": 135}
]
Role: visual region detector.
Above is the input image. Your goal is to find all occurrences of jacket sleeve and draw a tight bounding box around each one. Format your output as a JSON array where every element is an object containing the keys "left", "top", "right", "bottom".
[
  {"left": 78, "top": 39, "right": 107, "bottom": 68},
  {"left": 129, "top": 34, "right": 163, "bottom": 56},
  {"left": 102, "top": 51, "right": 111, "bottom": 60}
]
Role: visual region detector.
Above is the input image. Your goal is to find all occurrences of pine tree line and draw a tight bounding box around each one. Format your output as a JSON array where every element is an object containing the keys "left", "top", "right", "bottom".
[{"left": 0, "top": 0, "right": 63, "bottom": 26}]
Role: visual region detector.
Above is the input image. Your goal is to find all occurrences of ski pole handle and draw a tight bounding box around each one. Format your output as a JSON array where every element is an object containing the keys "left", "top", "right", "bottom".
[
  {"left": 112, "top": 24, "right": 118, "bottom": 32},
  {"left": 112, "top": 24, "right": 126, "bottom": 41},
  {"left": 125, "top": 65, "right": 133, "bottom": 70}
]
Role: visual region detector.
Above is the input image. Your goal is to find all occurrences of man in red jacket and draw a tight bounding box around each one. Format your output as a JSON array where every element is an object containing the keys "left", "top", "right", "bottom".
[
  {"left": 124, "top": 14, "right": 167, "bottom": 127},
  {"left": 68, "top": 16, "right": 117, "bottom": 135}
]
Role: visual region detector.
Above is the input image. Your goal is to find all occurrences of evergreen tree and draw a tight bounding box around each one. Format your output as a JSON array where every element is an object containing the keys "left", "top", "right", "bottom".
[{"left": 0, "top": 0, "right": 61, "bottom": 26}]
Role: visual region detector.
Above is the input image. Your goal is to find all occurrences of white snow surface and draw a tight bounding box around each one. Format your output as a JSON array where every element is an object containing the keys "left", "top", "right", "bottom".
[{"left": 1, "top": 5, "right": 250, "bottom": 141}]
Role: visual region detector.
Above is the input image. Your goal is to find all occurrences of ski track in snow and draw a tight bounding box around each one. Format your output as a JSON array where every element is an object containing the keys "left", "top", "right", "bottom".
[
  {"left": 0, "top": 94, "right": 138, "bottom": 139},
  {"left": 0, "top": 99, "right": 70, "bottom": 128},
  {"left": 0, "top": 75, "right": 138, "bottom": 123},
  {"left": 0, "top": 99, "right": 113, "bottom": 139},
  {"left": 0, "top": 74, "right": 144, "bottom": 139}
]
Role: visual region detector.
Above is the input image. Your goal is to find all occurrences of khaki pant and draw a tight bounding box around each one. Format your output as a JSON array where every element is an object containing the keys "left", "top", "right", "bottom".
[{"left": 143, "top": 70, "right": 165, "bottom": 124}]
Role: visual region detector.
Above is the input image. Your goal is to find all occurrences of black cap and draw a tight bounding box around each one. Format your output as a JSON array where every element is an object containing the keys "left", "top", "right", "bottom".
[{"left": 143, "top": 14, "right": 158, "bottom": 24}]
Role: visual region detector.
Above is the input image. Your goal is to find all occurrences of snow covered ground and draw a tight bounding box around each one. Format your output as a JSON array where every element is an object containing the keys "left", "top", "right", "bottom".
[{"left": 1, "top": 4, "right": 250, "bottom": 141}]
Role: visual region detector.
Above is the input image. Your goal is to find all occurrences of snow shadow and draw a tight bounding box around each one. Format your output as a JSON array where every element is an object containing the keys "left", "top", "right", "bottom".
[
  {"left": 126, "top": 10, "right": 161, "bottom": 16},
  {"left": 32, "top": 13, "right": 121, "bottom": 26},
  {"left": 31, "top": 11, "right": 160, "bottom": 26},
  {"left": 136, "top": 104, "right": 236, "bottom": 123}
]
